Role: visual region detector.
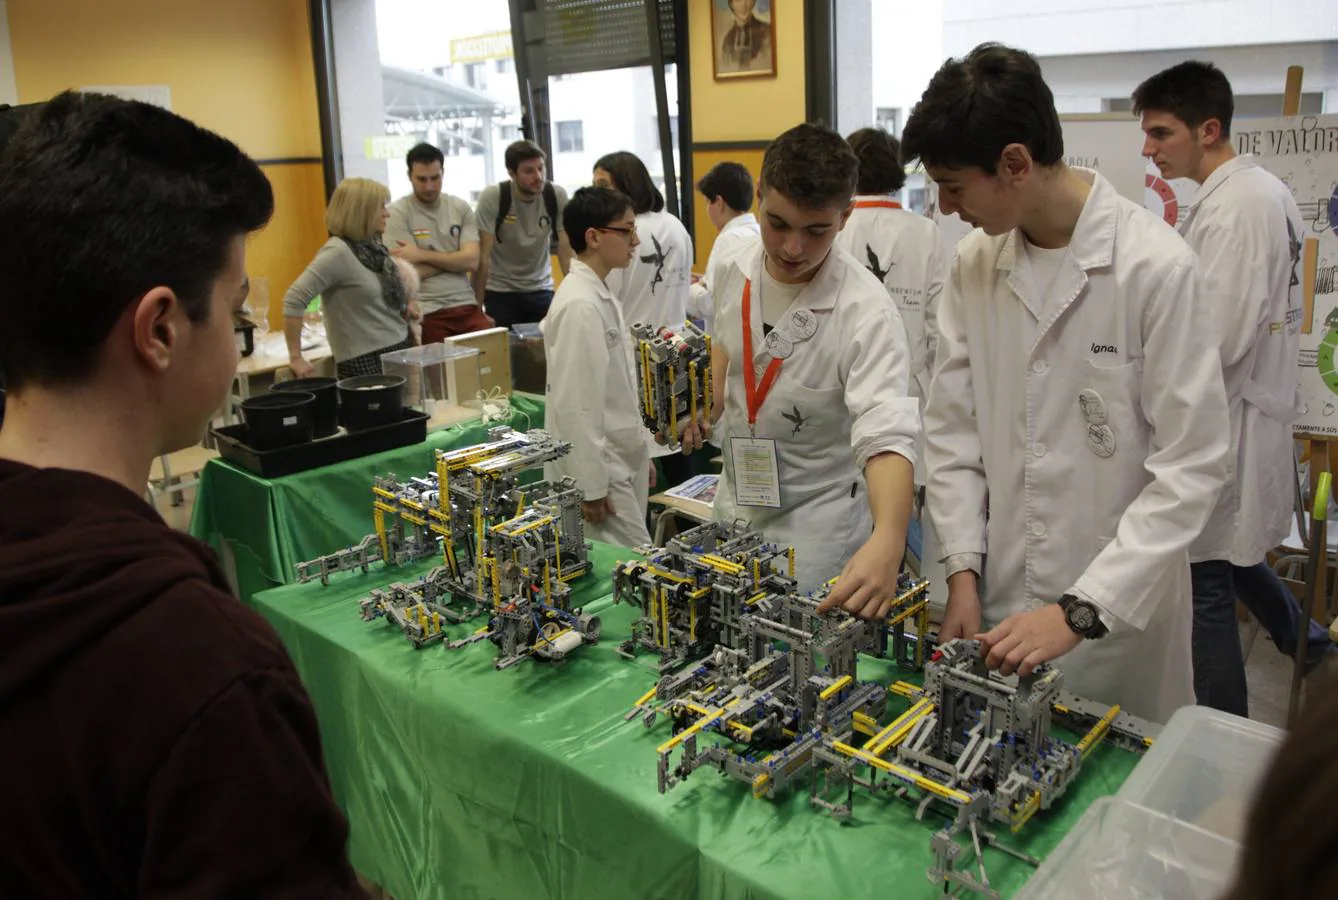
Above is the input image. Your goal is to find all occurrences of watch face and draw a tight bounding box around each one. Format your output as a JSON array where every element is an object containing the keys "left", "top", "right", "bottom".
[{"left": 1069, "top": 603, "right": 1097, "bottom": 632}]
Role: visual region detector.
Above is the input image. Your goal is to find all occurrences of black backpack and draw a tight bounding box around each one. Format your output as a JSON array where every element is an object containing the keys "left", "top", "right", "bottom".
[{"left": 495, "top": 180, "right": 560, "bottom": 252}]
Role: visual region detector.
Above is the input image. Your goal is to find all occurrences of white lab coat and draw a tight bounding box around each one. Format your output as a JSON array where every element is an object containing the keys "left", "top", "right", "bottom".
[
  {"left": 924, "top": 170, "right": 1230, "bottom": 723},
  {"left": 836, "top": 198, "right": 944, "bottom": 489},
  {"left": 608, "top": 209, "right": 695, "bottom": 461},
  {"left": 1178, "top": 155, "right": 1304, "bottom": 566},
  {"left": 541, "top": 259, "right": 652, "bottom": 548},
  {"left": 687, "top": 213, "right": 761, "bottom": 335},
  {"left": 713, "top": 242, "right": 920, "bottom": 593}
]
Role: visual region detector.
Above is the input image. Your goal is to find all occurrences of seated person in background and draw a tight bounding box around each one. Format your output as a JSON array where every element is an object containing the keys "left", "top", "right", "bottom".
[
  {"left": 0, "top": 91, "right": 364, "bottom": 898},
  {"left": 286, "top": 177, "right": 415, "bottom": 379},
  {"left": 474, "top": 140, "right": 572, "bottom": 328},
  {"left": 385, "top": 142, "right": 494, "bottom": 343},
  {"left": 687, "top": 161, "right": 760, "bottom": 335},
  {"left": 543, "top": 186, "right": 653, "bottom": 549}
]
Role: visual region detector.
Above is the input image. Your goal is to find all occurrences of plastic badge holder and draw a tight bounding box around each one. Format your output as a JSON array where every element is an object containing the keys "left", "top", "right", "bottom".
[
  {"left": 1114, "top": 705, "right": 1284, "bottom": 845},
  {"left": 380, "top": 343, "right": 483, "bottom": 426},
  {"left": 1015, "top": 796, "right": 1239, "bottom": 900}
]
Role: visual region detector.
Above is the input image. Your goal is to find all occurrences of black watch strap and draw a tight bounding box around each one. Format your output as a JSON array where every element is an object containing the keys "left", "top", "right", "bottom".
[{"left": 1058, "top": 594, "right": 1109, "bottom": 639}]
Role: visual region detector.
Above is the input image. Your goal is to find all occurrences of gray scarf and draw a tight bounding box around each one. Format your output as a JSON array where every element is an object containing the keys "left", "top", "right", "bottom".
[{"left": 343, "top": 237, "right": 406, "bottom": 313}]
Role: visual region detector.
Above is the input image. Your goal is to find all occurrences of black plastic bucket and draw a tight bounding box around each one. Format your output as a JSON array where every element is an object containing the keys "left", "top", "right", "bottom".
[
  {"left": 337, "top": 374, "right": 406, "bottom": 432},
  {"left": 270, "top": 377, "right": 339, "bottom": 438},
  {"left": 241, "top": 391, "right": 316, "bottom": 450}
]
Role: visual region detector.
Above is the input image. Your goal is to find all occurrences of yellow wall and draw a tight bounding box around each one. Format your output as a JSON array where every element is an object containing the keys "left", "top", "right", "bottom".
[
  {"left": 687, "top": 0, "right": 806, "bottom": 266},
  {"left": 5, "top": 0, "right": 327, "bottom": 330}
]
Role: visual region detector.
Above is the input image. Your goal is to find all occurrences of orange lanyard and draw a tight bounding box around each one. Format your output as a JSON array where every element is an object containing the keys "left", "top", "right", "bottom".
[
  {"left": 853, "top": 199, "right": 902, "bottom": 210},
  {"left": 741, "top": 278, "right": 783, "bottom": 433}
]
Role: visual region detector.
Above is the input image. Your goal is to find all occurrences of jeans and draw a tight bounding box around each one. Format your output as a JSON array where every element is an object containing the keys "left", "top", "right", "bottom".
[
  {"left": 484, "top": 289, "right": 553, "bottom": 329},
  {"left": 1190, "top": 560, "right": 1333, "bottom": 716}
]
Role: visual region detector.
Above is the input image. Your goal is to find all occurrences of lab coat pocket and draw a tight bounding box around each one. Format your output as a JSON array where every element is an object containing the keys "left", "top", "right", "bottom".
[{"left": 1079, "top": 359, "right": 1148, "bottom": 458}]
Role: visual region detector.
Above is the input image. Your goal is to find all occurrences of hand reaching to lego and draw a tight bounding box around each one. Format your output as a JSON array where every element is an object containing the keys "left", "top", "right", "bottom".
[
  {"left": 937, "top": 572, "right": 983, "bottom": 644},
  {"left": 975, "top": 604, "right": 1081, "bottom": 678},
  {"left": 675, "top": 415, "right": 713, "bottom": 454},
  {"left": 816, "top": 531, "right": 905, "bottom": 619},
  {"left": 581, "top": 497, "right": 615, "bottom": 524}
]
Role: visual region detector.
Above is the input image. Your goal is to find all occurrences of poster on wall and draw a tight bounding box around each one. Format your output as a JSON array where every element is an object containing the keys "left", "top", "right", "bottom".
[
  {"left": 711, "top": 0, "right": 776, "bottom": 81},
  {"left": 1058, "top": 114, "right": 1146, "bottom": 206},
  {"left": 1242, "top": 114, "right": 1338, "bottom": 436}
]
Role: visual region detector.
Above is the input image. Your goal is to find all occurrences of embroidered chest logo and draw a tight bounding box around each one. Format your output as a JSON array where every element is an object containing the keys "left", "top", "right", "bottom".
[
  {"left": 538, "top": 214, "right": 551, "bottom": 230},
  {"left": 450, "top": 224, "right": 462, "bottom": 239},
  {"left": 641, "top": 235, "right": 673, "bottom": 294},
  {"left": 865, "top": 244, "right": 894, "bottom": 281},
  {"left": 781, "top": 405, "right": 807, "bottom": 436},
  {"left": 1090, "top": 343, "right": 1118, "bottom": 354}
]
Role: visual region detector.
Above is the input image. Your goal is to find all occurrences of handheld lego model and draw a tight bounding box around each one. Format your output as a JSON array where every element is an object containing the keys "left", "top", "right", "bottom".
[
  {"left": 810, "top": 639, "right": 1158, "bottom": 899},
  {"left": 631, "top": 321, "right": 711, "bottom": 450},
  {"left": 443, "top": 479, "right": 601, "bottom": 669},
  {"left": 611, "top": 520, "right": 797, "bottom": 671}
]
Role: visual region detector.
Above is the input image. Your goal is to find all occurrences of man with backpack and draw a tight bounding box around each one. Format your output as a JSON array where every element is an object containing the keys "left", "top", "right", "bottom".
[{"left": 474, "top": 140, "right": 572, "bottom": 327}]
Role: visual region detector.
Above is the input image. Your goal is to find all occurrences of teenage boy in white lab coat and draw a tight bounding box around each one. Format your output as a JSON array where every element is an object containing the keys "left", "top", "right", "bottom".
[
  {"left": 681, "top": 123, "right": 921, "bottom": 616},
  {"left": 687, "top": 162, "right": 761, "bottom": 335},
  {"left": 542, "top": 187, "right": 652, "bottom": 548},
  {"left": 1134, "top": 61, "right": 1334, "bottom": 716},
  {"left": 905, "top": 43, "right": 1231, "bottom": 723}
]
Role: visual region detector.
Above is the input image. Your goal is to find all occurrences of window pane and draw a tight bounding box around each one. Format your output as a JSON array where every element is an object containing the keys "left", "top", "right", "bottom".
[{"left": 332, "top": 0, "right": 523, "bottom": 202}]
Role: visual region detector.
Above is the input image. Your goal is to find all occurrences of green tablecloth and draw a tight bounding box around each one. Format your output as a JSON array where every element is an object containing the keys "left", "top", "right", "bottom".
[
  {"left": 253, "top": 543, "right": 1139, "bottom": 900},
  {"left": 189, "top": 394, "right": 546, "bottom": 602}
]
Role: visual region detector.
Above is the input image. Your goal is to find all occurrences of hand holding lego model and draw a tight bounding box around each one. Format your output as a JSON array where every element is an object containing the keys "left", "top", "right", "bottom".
[
  {"left": 669, "top": 414, "right": 712, "bottom": 454},
  {"left": 582, "top": 496, "right": 615, "bottom": 524},
  {"left": 975, "top": 603, "right": 1082, "bottom": 677},
  {"left": 816, "top": 530, "right": 906, "bottom": 619}
]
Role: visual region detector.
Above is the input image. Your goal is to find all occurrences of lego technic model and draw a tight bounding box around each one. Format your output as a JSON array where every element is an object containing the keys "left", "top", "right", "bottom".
[
  {"left": 293, "top": 427, "right": 596, "bottom": 661},
  {"left": 610, "top": 520, "right": 797, "bottom": 670},
  {"left": 810, "top": 639, "right": 1159, "bottom": 897},
  {"left": 630, "top": 321, "right": 711, "bottom": 450}
]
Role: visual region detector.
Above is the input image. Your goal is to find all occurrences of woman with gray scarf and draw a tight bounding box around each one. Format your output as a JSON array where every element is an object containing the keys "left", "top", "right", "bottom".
[{"left": 284, "top": 177, "right": 416, "bottom": 379}]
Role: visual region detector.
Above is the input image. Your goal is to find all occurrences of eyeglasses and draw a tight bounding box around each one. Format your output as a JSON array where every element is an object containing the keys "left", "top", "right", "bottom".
[{"left": 596, "top": 225, "right": 638, "bottom": 238}]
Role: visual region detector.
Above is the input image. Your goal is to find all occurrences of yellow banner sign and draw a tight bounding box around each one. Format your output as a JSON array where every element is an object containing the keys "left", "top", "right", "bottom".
[{"left": 450, "top": 31, "right": 514, "bottom": 64}]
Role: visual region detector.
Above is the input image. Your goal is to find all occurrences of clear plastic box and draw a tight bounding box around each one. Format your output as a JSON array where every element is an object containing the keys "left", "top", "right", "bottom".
[
  {"left": 1115, "top": 705, "right": 1284, "bottom": 844},
  {"left": 1015, "top": 796, "right": 1239, "bottom": 900},
  {"left": 379, "top": 343, "right": 483, "bottom": 428}
]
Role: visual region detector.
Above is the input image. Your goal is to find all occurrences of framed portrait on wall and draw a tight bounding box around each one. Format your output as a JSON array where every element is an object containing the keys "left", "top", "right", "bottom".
[{"left": 711, "top": 0, "right": 777, "bottom": 81}]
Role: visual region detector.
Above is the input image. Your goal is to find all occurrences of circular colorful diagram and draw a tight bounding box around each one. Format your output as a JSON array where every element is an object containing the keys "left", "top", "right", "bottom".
[
  {"left": 1318, "top": 307, "right": 1338, "bottom": 394},
  {"left": 1146, "top": 173, "right": 1179, "bottom": 227}
]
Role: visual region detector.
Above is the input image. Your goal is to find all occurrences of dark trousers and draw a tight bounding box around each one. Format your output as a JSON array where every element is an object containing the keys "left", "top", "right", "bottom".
[
  {"left": 484, "top": 289, "right": 553, "bottom": 328},
  {"left": 1190, "top": 559, "right": 1333, "bottom": 716}
]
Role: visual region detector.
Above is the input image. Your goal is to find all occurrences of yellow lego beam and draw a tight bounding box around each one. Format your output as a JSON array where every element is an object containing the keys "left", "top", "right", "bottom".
[
  {"left": 1075, "top": 704, "right": 1121, "bottom": 760},
  {"left": 828, "top": 741, "right": 971, "bottom": 805}
]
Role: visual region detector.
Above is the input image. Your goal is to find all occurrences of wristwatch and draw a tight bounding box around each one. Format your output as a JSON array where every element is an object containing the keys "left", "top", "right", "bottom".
[{"left": 1058, "top": 594, "right": 1109, "bottom": 639}]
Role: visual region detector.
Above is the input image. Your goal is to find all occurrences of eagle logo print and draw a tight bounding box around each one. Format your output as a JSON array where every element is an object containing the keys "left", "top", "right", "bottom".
[
  {"left": 1286, "top": 217, "right": 1302, "bottom": 289},
  {"left": 865, "top": 244, "right": 893, "bottom": 281},
  {"left": 641, "top": 235, "right": 672, "bottom": 294},
  {"left": 780, "top": 405, "right": 807, "bottom": 436}
]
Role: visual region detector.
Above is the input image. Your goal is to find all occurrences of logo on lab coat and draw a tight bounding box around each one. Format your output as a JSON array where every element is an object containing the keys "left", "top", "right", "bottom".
[
  {"left": 780, "top": 405, "right": 808, "bottom": 436},
  {"left": 640, "top": 235, "right": 673, "bottom": 295},
  {"left": 864, "top": 244, "right": 894, "bottom": 282}
]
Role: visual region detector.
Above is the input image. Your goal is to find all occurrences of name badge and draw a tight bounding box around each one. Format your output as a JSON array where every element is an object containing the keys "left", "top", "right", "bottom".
[{"left": 730, "top": 437, "right": 782, "bottom": 508}]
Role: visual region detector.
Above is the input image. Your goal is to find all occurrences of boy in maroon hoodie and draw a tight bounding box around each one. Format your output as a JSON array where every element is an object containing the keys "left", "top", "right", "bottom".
[{"left": 0, "top": 92, "right": 366, "bottom": 898}]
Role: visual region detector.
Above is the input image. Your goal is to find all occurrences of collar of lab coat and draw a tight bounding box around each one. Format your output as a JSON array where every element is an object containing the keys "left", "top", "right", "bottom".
[
  {"left": 1186, "top": 154, "right": 1259, "bottom": 212},
  {"left": 995, "top": 168, "right": 1116, "bottom": 274},
  {"left": 720, "top": 212, "right": 759, "bottom": 235},
  {"left": 739, "top": 241, "right": 846, "bottom": 312},
  {"left": 567, "top": 257, "right": 616, "bottom": 301}
]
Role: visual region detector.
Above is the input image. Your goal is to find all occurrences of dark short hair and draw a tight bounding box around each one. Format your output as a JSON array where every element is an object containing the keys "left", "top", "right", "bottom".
[
  {"left": 695, "top": 162, "right": 754, "bottom": 213},
  {"left": 1132, "top": 61, "right": 1235, "bottom": 138},
  {"left": 901, "top": 43, "right": 1064, "bottom": 172},
  {"left": 505, "top": 139, "right": 546, "bottom": 173},
  {"left": 759, "top": 123, "right": 858, "bottom": 210},
  {"left": 846, "top": 128, "right": 906, "bottom": 194},
  {"left": 1224, "top": 672, "right": 1338, "bottom": 900},
  {"left": 406, "top": 141, "right": 444, "bottom": 170},
  {"left": 563, "top": 186, "right": 634, "bottom": 254},
  {"left": 594, "top": 151, "right": 664, "bottom": 215},
  {"left": 0, "top": 91, "right": 273, "bottom": 389}
]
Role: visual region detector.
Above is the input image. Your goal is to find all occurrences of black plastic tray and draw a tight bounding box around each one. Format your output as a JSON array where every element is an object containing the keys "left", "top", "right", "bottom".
[{"left": 211, "top": 409, "right": 429, "bottom": 479}]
